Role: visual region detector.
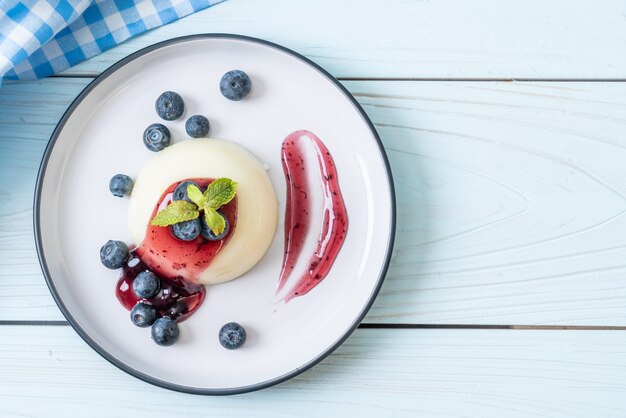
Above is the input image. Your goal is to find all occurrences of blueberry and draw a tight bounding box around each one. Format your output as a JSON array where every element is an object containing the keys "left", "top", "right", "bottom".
[
  {"left": 170, "top": 218, "right": 201, "bottom": 241},
  {"left": 109, "top": 174, "right": 133, "bottom": 197},
  {"left": 155, "top": 91, "right": 184, "bottom": 121},
  {"left": 130, "top": 302, "right": 157, "bottom": 327},
  {"left": 132, "top": 270, "right": 160, "bottom": 298},
  {"left": 185, "top": 115, "right": 210, "bottom": 138},
  {"left": 173, "top": 180, "right": 200, "bottom": 203},
  {"left": 151, "top": 317, "right": 180, "bottom": 346},
  {"left": 201, "top": 211, "right": 229, "bottom": 241},
  {"left": 219, "top": 322, "right": 246, "bottom": 349},
  {"left": 99, "top": 240, "right": 129, "bottom": 269},
  {"left": 143, "top": 123, "right": 171, "bottom": 152},
  {"left": 220, "top": 70, "right": 252, "bottom": 101}
]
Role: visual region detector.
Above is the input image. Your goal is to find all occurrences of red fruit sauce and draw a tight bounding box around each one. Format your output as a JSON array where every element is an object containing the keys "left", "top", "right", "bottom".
[
  {"left": 116, "top": 178, "right": 237, "bottom": 322},
  {"left": 277, "top": 130, "right": 348, "bottom": 303}
]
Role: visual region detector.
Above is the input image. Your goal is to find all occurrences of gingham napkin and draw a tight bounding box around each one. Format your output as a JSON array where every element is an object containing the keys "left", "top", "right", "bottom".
[{"left": 0, "top": 0, "right": 225, "bottom": 81}]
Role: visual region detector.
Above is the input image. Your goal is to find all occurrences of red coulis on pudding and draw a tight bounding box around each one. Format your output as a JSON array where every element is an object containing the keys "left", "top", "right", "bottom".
[
  {"left": 116, "top": 178, "right": 237, "bottom": 322},
  {"left": 277, "top": 130, "right": 348, "bottom": 303}
]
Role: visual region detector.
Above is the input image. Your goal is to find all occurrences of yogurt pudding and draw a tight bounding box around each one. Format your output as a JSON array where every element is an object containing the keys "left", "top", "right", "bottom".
[{"left": 128, "top": 138, "right": 278, "bottom": 285}]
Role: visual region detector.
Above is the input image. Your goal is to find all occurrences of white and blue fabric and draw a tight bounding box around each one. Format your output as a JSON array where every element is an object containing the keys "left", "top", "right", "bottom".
[{"left": 0, "top": 0, "right": 224, "bottom": 81}]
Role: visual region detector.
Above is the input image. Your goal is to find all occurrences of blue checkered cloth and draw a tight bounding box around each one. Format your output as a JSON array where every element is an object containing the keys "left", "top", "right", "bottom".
[{"left": 0, "top": 0, "right": 225, "bottom": 81}]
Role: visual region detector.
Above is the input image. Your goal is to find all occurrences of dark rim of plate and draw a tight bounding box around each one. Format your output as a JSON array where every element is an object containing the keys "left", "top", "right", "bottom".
[{"left": 33, "top": 34, "right": 397, "bottom": 395}]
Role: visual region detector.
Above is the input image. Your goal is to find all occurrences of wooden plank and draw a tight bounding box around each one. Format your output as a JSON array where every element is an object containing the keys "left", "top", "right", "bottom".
[
  {"left": 1, "top": 326, "right": 625, "bottom": 417},
  {"left": 0, "top": 80, "right": 89, "bottom": 321},
  {"left": 54, "top": 0, "right": 626, "bottom": 80},
  {"left": 2, "top": 79, "right": 626, "bottom": 325},
  {"left": 361, "top": 80, "right": 626, "bottom": 325}
]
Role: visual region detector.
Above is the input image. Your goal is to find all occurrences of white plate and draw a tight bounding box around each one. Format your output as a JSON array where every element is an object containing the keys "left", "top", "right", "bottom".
[{"left": 35, "top": 34, "right": 395, "bottom": 394}]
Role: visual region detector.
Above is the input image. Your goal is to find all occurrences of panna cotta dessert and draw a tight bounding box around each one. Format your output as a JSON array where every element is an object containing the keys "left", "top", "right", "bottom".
[
  {"left": 100, "top": 72, "right": 349, "bottom": 349},
  {"left": 128, "top": 138, "right": 278, "bottom": 285},
  {"left": 100, "top": 71, "right": 279, "bottom": 347}
]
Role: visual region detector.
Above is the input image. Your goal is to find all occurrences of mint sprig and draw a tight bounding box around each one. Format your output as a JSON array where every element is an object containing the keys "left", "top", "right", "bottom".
[
  {"left": 150, "top": 200, "right": 199, "bottom": 226},
  {"left": 150, "top": 178, "right": 238, "bottom": 236},
  {"left": 186, "top": 184, "right": 206, "bottom": 207},
  {"left": 204, "top": 207, "right": 226, "bottom": 235},
  {"left": 204, "top": 178, "right": 238, "bottom": 210}
]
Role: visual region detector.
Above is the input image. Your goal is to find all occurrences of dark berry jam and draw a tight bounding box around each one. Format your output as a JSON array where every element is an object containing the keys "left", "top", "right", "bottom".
[
  {"left": 116, "top": 178, "right": 237, "bottom": 322},
  {"left": 117, "top": 255, "right": 205, "bottom": 322}
]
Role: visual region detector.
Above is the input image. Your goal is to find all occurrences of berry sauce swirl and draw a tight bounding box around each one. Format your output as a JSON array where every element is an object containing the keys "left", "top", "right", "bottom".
[{"left": 277, "top": 130, "right": 348, "bottom": 303}]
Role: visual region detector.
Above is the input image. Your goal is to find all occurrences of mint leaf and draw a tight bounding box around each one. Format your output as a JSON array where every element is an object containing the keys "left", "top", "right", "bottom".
[
  {"left": 204, "top": 178, "right": 237, "bottom": 210},
  {"left": 149, "top": 177, "right": 236, "bottom": 232},
  {"left": 187, "top": 184, "right": 206, "bottom": 208},
  {"left": 204, "top": 207, "right": 226, "bottom": 235},
  {"left": 150, "top": 200, "right": 199, "bottom": 226}
]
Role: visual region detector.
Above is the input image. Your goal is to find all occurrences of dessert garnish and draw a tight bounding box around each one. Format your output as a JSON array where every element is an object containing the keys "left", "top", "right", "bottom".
[
  {"left": 155, "top": 91, "right": 185, "bottom": 121},
  {"left": 219, "top": 322, "right": 247, "bottom": 349},
  {"left": 143, "top": 123, "right": 171, "bottom": 152},
  {"left": 150, "top": 177, "right": 237, "bottom": 237},
  {"left": 151, "top": 317, "right": 180, "bottom": 346},
  {"left": 277, "top": 130, "right": 348, "bottom": 303},
  {"left": 132, "top": 271, "right": 160, "bottom": 298},
  {"left": 109, "top": 174, "right": 133, "bottom": 197},
  {"left": 130, "top": 302, "right": 157, "bottom": 328},
  {"left": 185, "top": 114, "right": 211, "bottom": 138},
  {"left": 100, "top": 240, "right": 129, "bottom": 269},
  {"left": 220, "top": 70, "right": 252, "bottom": 101}
]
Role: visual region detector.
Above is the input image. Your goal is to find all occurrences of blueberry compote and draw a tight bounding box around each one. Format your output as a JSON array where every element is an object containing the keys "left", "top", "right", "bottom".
[
  {"left": 117, "top": 256, "right": 205, "bottom": 322},
  {"left": 116, "top": 178, "right": 237, "bottom": 322}
]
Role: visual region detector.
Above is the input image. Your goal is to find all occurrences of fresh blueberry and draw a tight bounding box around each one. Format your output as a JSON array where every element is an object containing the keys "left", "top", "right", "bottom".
[
  {"left": 151, "top": 317, "right": 180, "bottom": 346},
  {"left": 143, "top": 123, "right": 171, "bottom": 152},
  {"left": 220, "top": 70, "right": 252, "bottom": 101},
  {"left": 109, "top": 174, "right": 133, "bottom": 197},
  {"left": 155, "top": 91, "right": 185, "bottom": 121},
  {"left": 201, "top": 211, "right": 229, "bottom": 241},
  {"left": 130, "top": 302, "right": 157, "bottom": 327},
  {"left": 173, "top": 180, "right": 200, "bottom": 203},
  {"left": 219, "top": 322, "right": 246, "bottom": 350},
  {"left": 185, "top": 115, "right": 210, "bottom": 138},
  {"left": 132, "top": 270, "right": 160, "bottom": 298},
  {"left": 171, "top": 218, "right": 201, "bottom": 241},
  {"left": 99, "top": 240, "right": 129, "bottom": 269}
]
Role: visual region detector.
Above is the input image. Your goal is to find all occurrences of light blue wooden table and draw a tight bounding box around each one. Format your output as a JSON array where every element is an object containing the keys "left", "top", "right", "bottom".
[{"left": 2, "top": 1, "right": 626, "bottom": 416}]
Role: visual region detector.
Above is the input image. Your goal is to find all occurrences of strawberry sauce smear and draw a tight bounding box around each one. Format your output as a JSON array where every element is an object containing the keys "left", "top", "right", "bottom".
[
  {"left": 116, "top": 178, "right": 237, "bottom": 322},
  {"left": 278, "top": 130, "right": 348, "bottom": 303}
]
